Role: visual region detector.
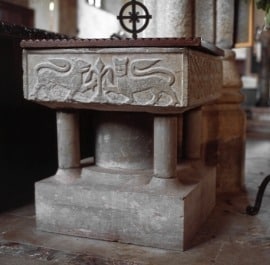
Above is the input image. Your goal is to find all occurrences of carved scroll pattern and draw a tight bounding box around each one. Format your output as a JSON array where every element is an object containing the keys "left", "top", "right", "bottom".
[
  {"left": 188, "top": 51, "right": 222, "bottom": 104},
  {"left": 31, "top": 57, "right": 179, "bottom": 107}
]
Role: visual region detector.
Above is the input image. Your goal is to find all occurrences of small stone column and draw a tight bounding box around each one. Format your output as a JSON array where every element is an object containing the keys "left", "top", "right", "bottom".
[
  {"left": 154, "top": 116, "right": 178, "bottom": 179},
  {"left": 56, "top": 111, "right": 81, "bottom": 183}
]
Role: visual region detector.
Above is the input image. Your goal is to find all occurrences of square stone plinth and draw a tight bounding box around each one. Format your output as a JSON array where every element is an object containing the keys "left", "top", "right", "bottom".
[{"left": 35, "top": 162, "right": 215, "bottom": 251}]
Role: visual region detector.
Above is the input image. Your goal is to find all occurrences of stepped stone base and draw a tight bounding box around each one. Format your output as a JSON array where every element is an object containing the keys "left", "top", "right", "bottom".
[{"left": 35, "top": 161, "right": 216, "bottom": 251}]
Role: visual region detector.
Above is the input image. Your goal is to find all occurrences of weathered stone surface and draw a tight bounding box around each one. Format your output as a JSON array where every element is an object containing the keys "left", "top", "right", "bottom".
[
  {"left": 201, "top": 104, "right": 219, "bottom": 167},
  {"left": 143, "top": 0, "right": 193, "bottom": 38},
  {"left": 195, "top": 0, "right": 215, "bottom": 43},
  {"left": 23, "top": 48, "right": 222, "bottom": 113},
  {"left": 154, "top": 116, "right": 178, "bottom": 179},
  {"left": 57, "top": 112, "right": 80, "bottom": 169},
  {"left": 206, "top": 50, "right": 246, "bottom": 192},
  {"left": 215, "top": 105, "right": 246, "bottom": 193},
  {"left": 216, "top": 0, "right": 235, "bottom": 48},
  {"left": 35, "top": 161, "right": 216, "bottom": 251},
  {"left": 183, "top": 107, "right": 202, "bottom": 160},
  {"left": 220, "top": 50, "right": 243, "bottom": 93},
  {"left": 95, "top": 112, "right": 153, "bottom": 170}
]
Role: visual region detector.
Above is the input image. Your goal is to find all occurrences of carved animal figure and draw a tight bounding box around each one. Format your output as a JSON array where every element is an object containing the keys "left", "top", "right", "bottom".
[
  {"left": 106, "top": 57, "right": 178, "bottom": 105},
  {"left": 33, "top": 59, "right": 95, "bottom": 100}
]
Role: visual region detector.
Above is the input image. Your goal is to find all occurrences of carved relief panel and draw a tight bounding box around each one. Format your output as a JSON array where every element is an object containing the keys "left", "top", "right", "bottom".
[{"left": 23, "top": 48, "right": 221, "bottom": 113}]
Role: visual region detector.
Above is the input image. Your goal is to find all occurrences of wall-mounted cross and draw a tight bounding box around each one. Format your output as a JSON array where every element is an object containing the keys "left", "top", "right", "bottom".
[{"left": 117, "top": 0, "right": 152, "bottom": 39}]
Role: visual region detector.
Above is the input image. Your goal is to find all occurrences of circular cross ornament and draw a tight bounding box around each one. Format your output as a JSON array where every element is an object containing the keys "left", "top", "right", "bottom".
[{"left": 117, "top": 0, "right": 152, "bottom": 39}]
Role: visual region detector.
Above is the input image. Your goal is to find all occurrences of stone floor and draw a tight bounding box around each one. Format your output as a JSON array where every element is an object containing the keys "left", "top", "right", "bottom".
[{"left": 0, "top": 134, "right": 270, "bottom": 264}]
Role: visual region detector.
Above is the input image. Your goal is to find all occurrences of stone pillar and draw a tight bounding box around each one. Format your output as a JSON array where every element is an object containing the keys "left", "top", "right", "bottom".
[
  {"left": 143, "top": 0, "right": 193, "bottom": 38},
  {"left": 201, "top": 103, "right": 219, "bottom": 167},
  {"left": 56, "top": 111, "right": 81, "bottom": 183},
  {"left": 154, "top": 116, "right": 177, "bottom": 179},
  {"left": 183, "top": 107, "right": 202, "bottom": 160},
  {"left": 195, "top": 0, "right": 215, "bottom": 43},
  {"left": 213, "top": 0, "right": 246, "bottom": 192},
  {"left": 216, "top": 0, "right": 235, "bottom": 48},
  {"left": 216, "top": 50, "right": 246, "bottom": 192},
  {"left": 195, "top": 0, "right": 220, "bottom": 171}
]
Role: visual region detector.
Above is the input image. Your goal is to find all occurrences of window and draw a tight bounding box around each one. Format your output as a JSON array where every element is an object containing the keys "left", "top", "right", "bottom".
[{"left": 86, "top": 0, "right": 102, "bottom": 8}]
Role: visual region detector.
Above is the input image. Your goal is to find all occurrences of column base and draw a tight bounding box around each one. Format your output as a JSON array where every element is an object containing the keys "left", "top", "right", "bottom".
[
  {"left": 54, "top": 168, "right": 81, "bottom": 184},
  {"left": 35, "top": 161, "right": 215, "bottom": 251}
]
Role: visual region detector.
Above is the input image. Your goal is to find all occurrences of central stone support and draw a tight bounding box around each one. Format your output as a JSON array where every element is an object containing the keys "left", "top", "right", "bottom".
[
  {"left": 22, "top": 38, "right": 223, "bottom": 251},
  {"left": 95, "top": 112, "right": 153, "bottom": 170}
]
